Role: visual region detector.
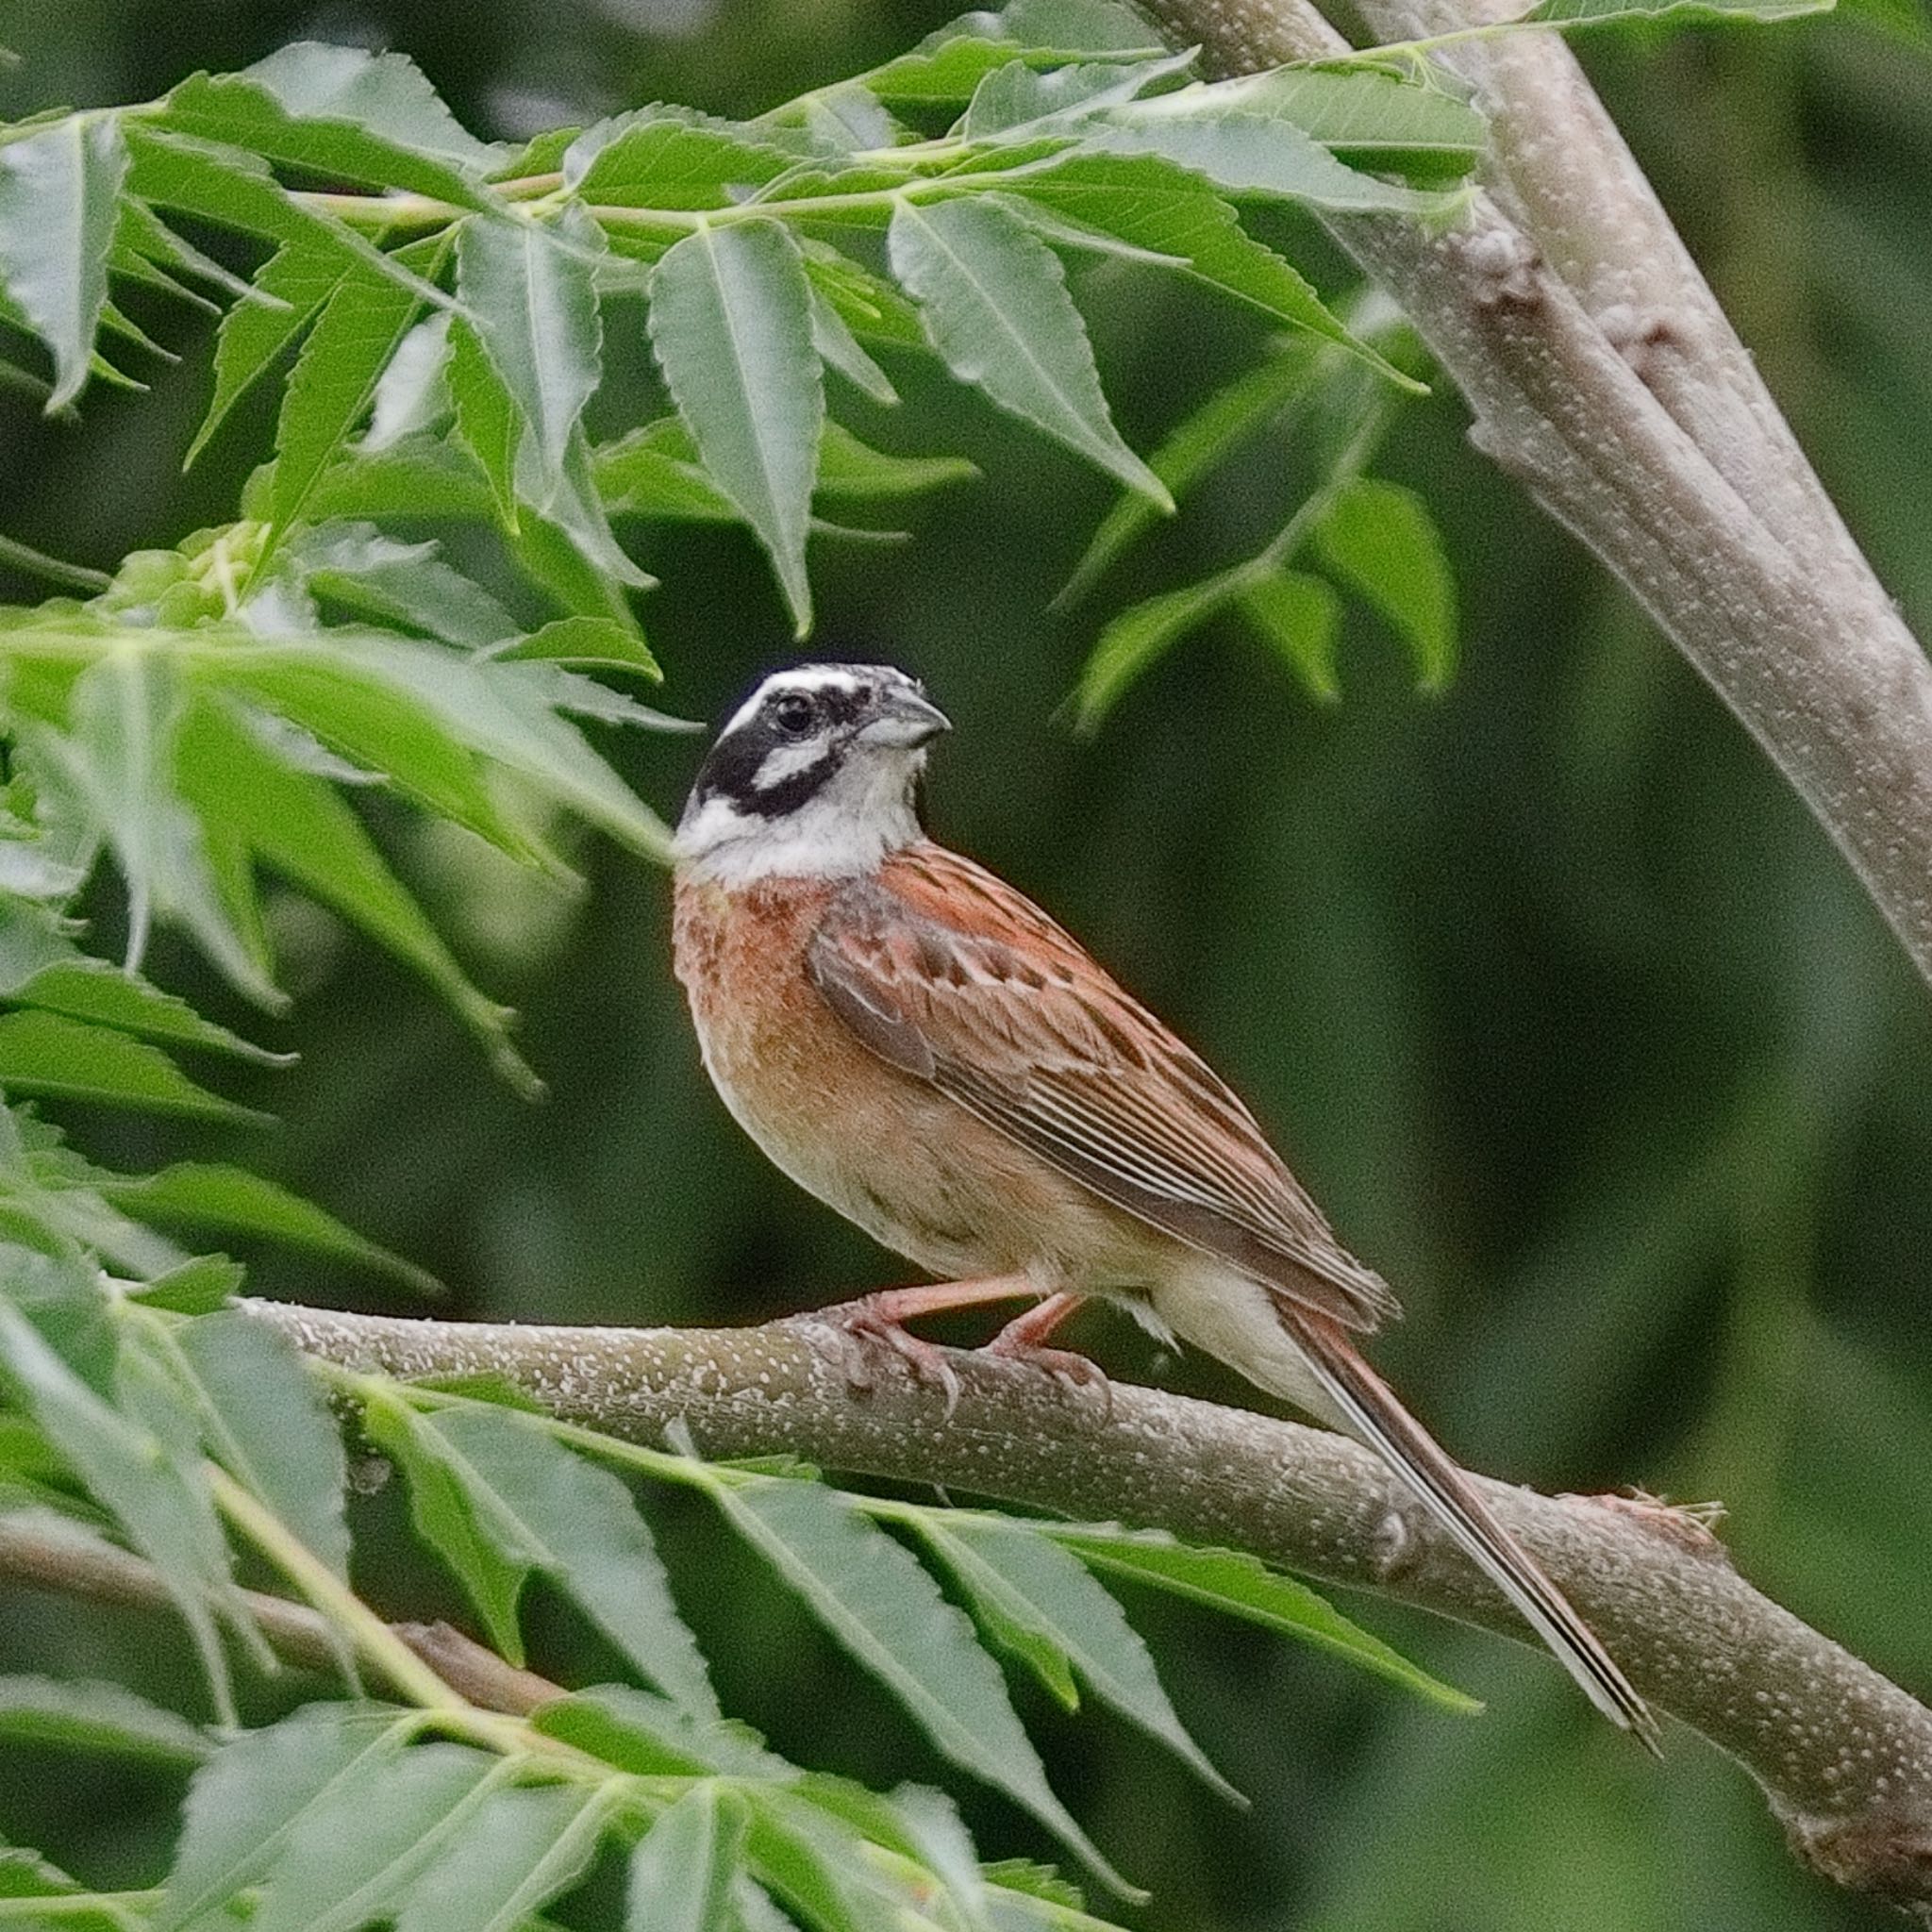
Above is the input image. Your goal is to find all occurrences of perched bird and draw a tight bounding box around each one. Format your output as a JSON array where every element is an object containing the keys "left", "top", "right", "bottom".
[{"left": 672, "top": 660, "right": 1655, "bottom": 1745}]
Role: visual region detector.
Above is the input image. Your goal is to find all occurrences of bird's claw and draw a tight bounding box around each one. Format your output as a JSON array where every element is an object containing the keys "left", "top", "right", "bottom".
[
  {"left": 980, "top": 1335, "right": 1111, "bottom": 1417},
  {"left": 808, "top": 1296, "right": 964, "bottom": 1417}
]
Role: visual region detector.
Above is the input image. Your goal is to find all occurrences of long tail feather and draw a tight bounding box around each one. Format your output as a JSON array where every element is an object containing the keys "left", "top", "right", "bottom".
[{"left": 1285, "top": 1310, "right": 1659, "bottom": 1751}]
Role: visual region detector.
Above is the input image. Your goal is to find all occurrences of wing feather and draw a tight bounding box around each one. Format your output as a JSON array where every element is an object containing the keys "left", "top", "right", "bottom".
[{"left": 808, "top": 843, "right": 1398, "bottom": 1330}]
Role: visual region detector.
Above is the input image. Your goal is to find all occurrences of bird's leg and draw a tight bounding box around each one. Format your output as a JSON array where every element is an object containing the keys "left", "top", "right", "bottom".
[
  {"left": 803, "top": 1275, "right": 1039, "bottom": 1414},
  {"left": 981, "top": 1291, "right": 1108, "bottom": 1406}
]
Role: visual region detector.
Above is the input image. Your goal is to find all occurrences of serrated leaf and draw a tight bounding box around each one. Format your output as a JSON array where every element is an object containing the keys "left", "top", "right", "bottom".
[
  {"left": 292, "top": 523, "right": 517, "bottom": 649},
  {"left": 492, "top": 614, "right": 661, "bottom": 676},
  {"left": 158, "top": 1706, "right": 414, "bottom": 1931},
  {"left": 1042, "top": 1525, "right": 1480, "bottom": 1709},
  {"left": 1084, "top": 92, "right": 1460, "bottom": 213},
  {"left": 0, "top": 900, "right": 286, "bottom": 1063},
  {"left": 398, "top": 1784, "right": 609, "bottom": 1932},
  {"left": 161, "top": 49, "right": 496, "bottom": 208},
  {"left": 962, "top": 51, "right": 1194, "bottom": 138},
  {"left": 0, "top": 1674, "right": 210, "bottom": 1763},
  {"left": 0, "top": 1250, "right": 243, "bottom": 1723},
  {"left": 1215, "top": 67, "right": 1487, "bottom": 182},
  {"left": 310, "top": 630, "right": 674, "bottom": 861},
  {"left": 817, "top": 422, "right": 978, "bottom": 498},
  {"left": 1058, "top": 342, "right": 1318, "bottom": 608},
  {"left": 21, "top": 646, "right": 279, "bottom": 1004},
  {"left": 1074, "top": 571, "right": 1242, "bottom": 732},
  {"left": 403, "top": 1404, "right": 718, "bottom": 1715},
  {"left": 193, "top": 641, "right": 532, "bottom": 856},
  {"left": 161, "top": 1308, "right": 351, "bottom": 1577},
  {"left": 447, "top": 315, "right": 523, "bottom": 526},
  {"left": 366, "top": 312, "right": 454, "bottom": 451},
  {"left": 362, "top": 1391, "right": 530, "bottom": 1661},
  {"left": 1008, "top": 155, "right": 1407, "bottom": 377},
  {"left": 457, "top": 204, "right": 604, "bottom": 509},
  {"left": 809, "top": 285, "right": 898, "bottom": 404},
  {"left": 708, "top": 1474, "right": 1136, "bottom": 1894},
  {"left": 566, "top": 109, "right": 796, "bottom": 208},
  {"left": 0, "top": 115, "right": 128, "bottom": 409},
  {"left": 650, "top": 219, "right": 824, "bottom": 634},
  {"left": 534, "top": 1685, "right": 796, "bottom": 1781},
  {"left": 266, "top": 257, "right": 436, "bottom": 554},
  {"left": 1313, "top": 475, "right": 1457, "bottom": 689},
  {"left": 251, "top": 1740, "right": 499, "bottom": 1932},
  {"left": 888, "top": 196, "right": 1167, "bottom": 508},
  {"left": 188, "top": 246, "right": 338, "bottom": 466},
  {"left": 914, "top": 1515, "right": 1241, "bottom": 1801},
  {"left": 1519, "top": 0, "right": 1829, "bottom": 18},
  {"left": 1241, "top": 568, "right": 1342, "bottom": 700},
  {"left": 626, "top": 1786, "right": 747, "bottom": 1932},
  {"left": 0, "top": 1011, "right": 266, "bottom": 1123},
  {"left": 172, "top": 694, "right": 538, "bottom": 1095}
]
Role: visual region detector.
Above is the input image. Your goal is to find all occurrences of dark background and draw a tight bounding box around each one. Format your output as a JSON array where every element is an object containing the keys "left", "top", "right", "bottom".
[{"left": 2, "top": 1, "right": 1930, "bottom": 1925}]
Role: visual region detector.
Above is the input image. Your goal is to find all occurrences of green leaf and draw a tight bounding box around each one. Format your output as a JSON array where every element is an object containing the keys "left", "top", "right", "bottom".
[
  {"left": 1241, "top": 568, "right": 1342, "bottom": 701},
  {"left": 127, "top": 1254, "right": 247, "bottom": 1315},
  {"left": 626, "top": 1786, "right": 747, "bottom": 1932},
  {"left": 1008, "top": 155, "right": 1407, "bottom": 377},
  {"left": 164, "top": 1308, "right": 352, "bottom": 1576},
  {"left": 0, "top": 1249, "right": 244, "bottom": 1724},
  {"left": 292, "top": 524, "right": 517, "bottom": 651},
  {"left": 1312, "top": 475, "right": 1457, "bottom": 689},
  {"left": 0, "top": 1674, "right": 210, "bottom": 1763},
  {"left": 817, "top": 422, "right": 979, "bottom": 499},
  {"left": 266, "top": 244, "right": 442, "bottom": 553},
  {"left": 310, "top": 630, "right": 674, "bottom": 861},
  {"left": 1215, "top": 67, "right": 1487, "bottom": 182},
  {"left": 888, "top": 196, "right": 1168, "bottom": 508},
  {"left": 362, "top": 1391, "right": 531, "bottom": 1661},
  {"left": 22, "top": 646, "right": 279, "bottom": 1004},
  {"left": 493, "top": 614, "right": 663, "bottom": 678},
  {"left": 649, "top": 220, "right": 824, "bottom": 635},
  {"left": 708, "top": 1474, "right": 1136, "bottom": 1894},
  {"left": 1518, "top": 0, "right": 1830, "bottom": 20},
  {"left": 1058, "top": 342, "right": 1317, "bottom": 608},
  {"left": 172, "top": 694, "right": 538, "bottom": 1096},
  {"left": 912, "top": 1515, "right": 1241, "bottom": 1801},
  {"left": 159, "top": 1706, "right": 415, "bottom": 1931},
  {"left": 809, "top": 286, "right": 898, "bottom": 405},
  {"left": 535, "top": 1684, "right": 796, "bottom": 1781},
  {"left": 367, "top": 313, "right": 454, "bottom": 450},
  {"left": 0, "top": 115, "right": 128, "bottom": 408},
  {"left": 398, "top": 1785, "right": 609, "bottom": 1932},
  {"left": 0, "top": 900, "right": 286, "bottom": 1063},
  {"left": 0, "top": 1011, "right": 266, "bottom": 1123},
  {"left": 1041, "top": 1525, "right": 1481, "bottom": 1710},
  {"left": 1073, "top": 571, "right": 1242, "bottom": 732},
  {"left": 161, "top": 46, "right": 497, "bottom": 208},
  {"left": 1084, "top": 92, "right": 1461, "bottom": 213},
  {"left": 456, "top": 205, "right": 604, "bottom": 507},
  {"left": 566, "top": 109, "right": 797, "bottom": 208},
  {"left": 400, "top": 1404, "right": 718, "bottom": 1715},
  {"left": 250, "top": 1740, "right": 500, "bottom": 1932},
  {"left": 193, "top": 642, "right": 533, "bottom": 857},
  {"left": 448, "top": 314, "right": 524, "bottom": 526}
]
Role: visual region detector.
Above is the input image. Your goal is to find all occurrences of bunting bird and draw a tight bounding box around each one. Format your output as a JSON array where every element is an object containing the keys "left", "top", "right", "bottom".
[{"left": 671, "top": 660, "right": 1656, "bottom": 1746}]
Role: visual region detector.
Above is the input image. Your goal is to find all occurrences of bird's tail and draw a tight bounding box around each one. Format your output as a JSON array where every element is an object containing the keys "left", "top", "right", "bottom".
[{"left": 1283, "top": 1307, "right": 1659, "bottom": 1751}]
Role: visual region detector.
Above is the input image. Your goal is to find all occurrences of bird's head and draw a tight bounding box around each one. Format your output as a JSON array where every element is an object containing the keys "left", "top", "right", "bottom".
[{"left": 675, "top": 662, "right": 951, "bottom": 883}]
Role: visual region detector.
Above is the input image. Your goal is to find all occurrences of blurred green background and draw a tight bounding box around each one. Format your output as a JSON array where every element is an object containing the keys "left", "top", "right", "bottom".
[{"left": 2, "top": 1, "right": 1930, "bottom": 1926}]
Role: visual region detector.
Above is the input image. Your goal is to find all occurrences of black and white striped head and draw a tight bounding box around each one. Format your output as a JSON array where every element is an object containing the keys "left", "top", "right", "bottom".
[{"left": 675, "top": 663, "right": 951, "bottom": 883}]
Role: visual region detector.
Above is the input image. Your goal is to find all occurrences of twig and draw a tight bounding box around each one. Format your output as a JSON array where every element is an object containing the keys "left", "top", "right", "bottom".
[
  {"left": 241, "top": 1299, "right": 1932, "bottom": 1919},
  {"left": 1127, "top": 0, "right": 1932, "bottom": 991},
  {"left": 0, "top": 1508, "right": 562, "bottom": 1718}
]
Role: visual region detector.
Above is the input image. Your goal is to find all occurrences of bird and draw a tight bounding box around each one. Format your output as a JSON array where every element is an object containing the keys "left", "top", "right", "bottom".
[{"left": 671, "top": 659, "right": 1657, "bottom": 1746}]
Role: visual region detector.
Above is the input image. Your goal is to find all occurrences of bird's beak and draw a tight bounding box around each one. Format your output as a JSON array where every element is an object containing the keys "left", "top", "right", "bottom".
[{"left": 862, "top": 687, "right": 953, "bottom": 749}]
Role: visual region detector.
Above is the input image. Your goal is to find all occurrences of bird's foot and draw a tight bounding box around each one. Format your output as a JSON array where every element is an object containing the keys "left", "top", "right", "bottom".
[{"left": 981, "top": 1293, "right": 1108, "bottom": 1413}]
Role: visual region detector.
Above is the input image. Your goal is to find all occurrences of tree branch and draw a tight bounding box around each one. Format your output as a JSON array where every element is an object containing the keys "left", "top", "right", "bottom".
[
  {"left": 242, "top": 1299, "right": 1932, "bottom": 1919},
  {"left": 1132, "top": 0, "right": 1932, "bottom": 988}
]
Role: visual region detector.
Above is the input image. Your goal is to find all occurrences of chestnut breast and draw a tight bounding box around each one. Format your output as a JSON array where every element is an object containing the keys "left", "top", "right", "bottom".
[{"left": 672, "top": 870, "right": 1141, "bottom": 1285}]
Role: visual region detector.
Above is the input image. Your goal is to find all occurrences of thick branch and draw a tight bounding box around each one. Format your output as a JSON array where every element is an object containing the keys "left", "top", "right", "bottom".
[
  {"left": 1133, "top": 0, "right": 1932, "bottom": 988},
  {"left": 245, "top": 1300, "right": 1932, "bottom": 1919}
]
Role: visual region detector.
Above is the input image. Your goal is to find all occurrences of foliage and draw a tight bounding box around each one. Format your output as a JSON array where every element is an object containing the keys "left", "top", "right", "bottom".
[{"left": 0, "top": 0, "right": 1877, "bottom": 1922}]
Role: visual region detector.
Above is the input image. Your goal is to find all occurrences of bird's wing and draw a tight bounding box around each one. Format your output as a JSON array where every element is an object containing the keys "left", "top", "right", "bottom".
[{"left": 808, "top": 841, "right": 1398, "bottom": 1330}]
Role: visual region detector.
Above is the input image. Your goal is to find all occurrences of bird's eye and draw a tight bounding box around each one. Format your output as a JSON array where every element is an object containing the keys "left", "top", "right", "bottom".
[{"left": 771, "top": 693, "right": 816, "bottom": 738}]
